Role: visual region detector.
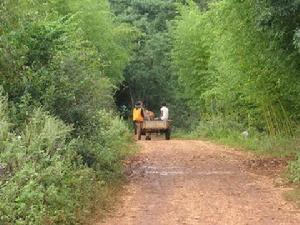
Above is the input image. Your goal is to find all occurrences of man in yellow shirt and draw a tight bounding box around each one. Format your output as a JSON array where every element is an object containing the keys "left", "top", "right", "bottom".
[{"left": 133, "top": 101, "right": 144, "bottom": 135}]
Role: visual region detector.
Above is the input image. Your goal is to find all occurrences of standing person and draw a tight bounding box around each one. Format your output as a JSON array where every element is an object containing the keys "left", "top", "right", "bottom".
[
  {"left": 133, "top": 101, "right": 144, "bottom": 135},
  {"left": 160, "top": 102, "right": 169, "bottom": 121}
]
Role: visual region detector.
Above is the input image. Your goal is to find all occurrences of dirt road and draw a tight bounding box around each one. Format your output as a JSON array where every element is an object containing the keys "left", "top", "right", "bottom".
[{"left": 96, "top": 138, "right": 300, "bottom": 225}]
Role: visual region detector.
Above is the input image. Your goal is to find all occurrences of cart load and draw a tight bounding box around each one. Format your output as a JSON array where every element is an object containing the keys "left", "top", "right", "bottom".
[{"left": 136, "top": 120, "right": 171, "bottom": 140}]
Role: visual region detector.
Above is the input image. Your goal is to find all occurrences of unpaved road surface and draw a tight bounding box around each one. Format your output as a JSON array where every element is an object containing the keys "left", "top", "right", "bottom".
[{"left": 96, "top": 138, "right": 300, "bottom": 225}]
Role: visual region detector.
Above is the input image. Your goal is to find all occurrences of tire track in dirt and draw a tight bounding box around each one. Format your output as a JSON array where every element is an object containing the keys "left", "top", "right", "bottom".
[{"left": 96, "top": 138, "right": 300, "bottom": 225}]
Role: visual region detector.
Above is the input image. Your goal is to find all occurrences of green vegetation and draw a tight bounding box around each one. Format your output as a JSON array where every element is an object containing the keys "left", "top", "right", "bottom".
[
  {"left": 1, "top": 0, "right": 300, "bottom": 223},
  {"left": 171, "top": 0, "right": 300, "bottom": 179},
  {"left": 109, "top": 0, "right": 194, "bottom": 127},
  {"left": 0, "top": 0, "right": 134, "bottom": 224},
  {"left": 171, "top": 0, "right": 300, "bottom": 135}
]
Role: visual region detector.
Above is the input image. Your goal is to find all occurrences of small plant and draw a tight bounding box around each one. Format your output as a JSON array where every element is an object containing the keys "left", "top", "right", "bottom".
[{"left": 289, "top": 154, "right": 300, "bottom": 183}]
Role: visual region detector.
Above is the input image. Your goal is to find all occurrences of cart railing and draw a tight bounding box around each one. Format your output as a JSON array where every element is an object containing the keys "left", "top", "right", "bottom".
[{"left": 142, "top": 120, "right": 171, "bottom": 130}]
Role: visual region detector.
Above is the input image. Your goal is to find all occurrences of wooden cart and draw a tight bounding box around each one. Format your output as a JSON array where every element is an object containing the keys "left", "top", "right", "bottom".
[{"left": 136, "top": 120, "right": 171, "bottom": 140}]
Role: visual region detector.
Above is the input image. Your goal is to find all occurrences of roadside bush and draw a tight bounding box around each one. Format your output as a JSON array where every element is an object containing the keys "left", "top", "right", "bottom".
[
  {"left": 77, "top": 110, "right": 133, "bottom": 180},
  {"left": 290, "top": 156, "right": 300, "bottom": 183},
  {"left": 290, "top": 159, "right": 300, "bottom": 184},
  {"left": 1, "top": 106, "right": 84, "bottom": 224},
  {"left": 0, "top": 96, "right": 133, "bottom": 225}
]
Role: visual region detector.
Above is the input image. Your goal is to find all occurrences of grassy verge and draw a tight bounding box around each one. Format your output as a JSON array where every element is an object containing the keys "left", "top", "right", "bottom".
[
  {"left": 173, "top": 128, "right": 299, "bottom": 158},
  {"left": 284, "top": 188, "right": 300, "bottom": 208},
  {"left": 83, "top": 181, "right": 124, "bottom": 225}
]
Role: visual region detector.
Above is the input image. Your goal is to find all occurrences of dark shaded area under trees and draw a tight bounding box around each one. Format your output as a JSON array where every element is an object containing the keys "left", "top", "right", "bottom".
[{"left": 110, "top": 0, "right": 193, "bottom": 127}]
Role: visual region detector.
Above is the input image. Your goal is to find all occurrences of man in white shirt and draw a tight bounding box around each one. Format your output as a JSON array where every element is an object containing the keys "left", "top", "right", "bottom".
[{"left": 160, "top": 103, "right": 169, "bottom": 121}]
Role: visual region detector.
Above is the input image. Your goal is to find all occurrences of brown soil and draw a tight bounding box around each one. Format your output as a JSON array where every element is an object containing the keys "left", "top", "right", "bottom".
[{"left": 95, "top": 137, "right": 300, "bottom": 225}]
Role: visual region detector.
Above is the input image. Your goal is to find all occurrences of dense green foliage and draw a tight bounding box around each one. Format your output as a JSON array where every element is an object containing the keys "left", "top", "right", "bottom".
[
  {"left": 1, "top": 0, "right": 300, "bottom": 222},
  {"left": 172, "top": 0, "right": 300, "bottom": 135},
  {"left": 171, "top": 0, "right": 300, "bottom": 179},
  {"left": 0, "top": 0, "right": 135, "bottom": 128},
  {"left": 0, "top": 97, "right": 131, "bottom": 224},
  {"left": 0, "top": 0, "right": 134, "bottom": 224},
  {"left": 110, "top": 0, "right": 183, "bottom": 121}
]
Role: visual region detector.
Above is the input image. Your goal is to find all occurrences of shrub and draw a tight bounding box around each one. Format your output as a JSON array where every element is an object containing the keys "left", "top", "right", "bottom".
[
  {"left": 0, "top": 98, "right": 133, "bottom": 224},
  {"left": 1, "top": 107, "right": 81, "bottom": 224},
  {"left": 76, "top": 110, "right": 133, "bottom": 180}
]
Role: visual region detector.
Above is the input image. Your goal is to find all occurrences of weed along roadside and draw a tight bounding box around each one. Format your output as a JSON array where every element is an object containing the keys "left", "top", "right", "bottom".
[{"left": 0, "top": 97, "right": 135, "bottom": 224}]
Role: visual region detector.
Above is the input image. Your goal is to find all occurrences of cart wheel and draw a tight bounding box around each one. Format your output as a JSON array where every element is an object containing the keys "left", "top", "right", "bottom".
[{"left": 165, "top": 129, "right": 171, "bottom": 140}]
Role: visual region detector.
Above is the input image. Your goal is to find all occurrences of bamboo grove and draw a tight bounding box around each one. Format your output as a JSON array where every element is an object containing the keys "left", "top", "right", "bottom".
[{"left": 171, "top": 0, "right": 300, "bottom": 136}]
